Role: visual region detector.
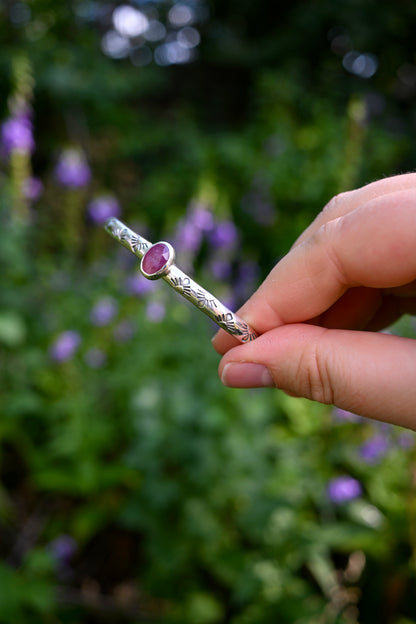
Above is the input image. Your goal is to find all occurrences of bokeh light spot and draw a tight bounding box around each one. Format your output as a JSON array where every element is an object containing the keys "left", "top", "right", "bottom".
[
  {"left": 342, "top": 51, "right": 378, "bottom": 79},
  {"left": 168, "top": 3, "right": 194, "bottom": 27},
  {"left": 101, "top": 30, "right": 130, "bottom": 58},
  {"left": 144, "top": 20, "right": 166, "bottom": 42},
  {"left": 10, "top": 2, "right": 31, "bottom": 26},
  {"left": 154, "top": 41, "right": 192, "bottom": 65},
  {"left": 112, "top": 5, "right": 149, "bottom": 38},
  {"left": 177, "top": 26, "right": 200, "bottom": 48}
]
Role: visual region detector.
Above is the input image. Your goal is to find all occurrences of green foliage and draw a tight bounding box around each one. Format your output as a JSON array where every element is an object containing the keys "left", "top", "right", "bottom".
[{"left": 1, "top": 1, "right": 416, "bottom": 622}]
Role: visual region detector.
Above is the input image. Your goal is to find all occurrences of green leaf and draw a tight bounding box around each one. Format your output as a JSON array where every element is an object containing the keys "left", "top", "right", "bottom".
[{"left": 0, "top": 312, "right": 26, "bottom": 348}]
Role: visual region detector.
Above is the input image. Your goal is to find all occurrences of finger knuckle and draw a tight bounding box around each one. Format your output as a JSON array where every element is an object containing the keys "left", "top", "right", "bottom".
[
  {"left": 308, "top": 217, "right": 349, "bottom": 287},
  {"left": 323, "top": 190, "right": 354, "bottom": 216},
  {"left": 297, "top": 335, "right": 335, "bottom": 405}
]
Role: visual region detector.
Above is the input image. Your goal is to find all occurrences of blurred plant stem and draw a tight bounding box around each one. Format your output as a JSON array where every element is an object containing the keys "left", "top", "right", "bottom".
[
  {"left": 8, "top": 55, "right": 34, "bottom": 224},
  {"left": 338, "top": 98, "right": 367, "bottom": 192},
  {"left": 10, "top": 150, "right": 31, "bottom": 223},
  {"left": 62, "top": 190, "right": 86, "bottom": 256}
]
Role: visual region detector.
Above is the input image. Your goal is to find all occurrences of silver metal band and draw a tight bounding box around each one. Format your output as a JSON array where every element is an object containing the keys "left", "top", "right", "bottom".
[{"left": 104, "top": 217, "right": 258, "bottom": 343}]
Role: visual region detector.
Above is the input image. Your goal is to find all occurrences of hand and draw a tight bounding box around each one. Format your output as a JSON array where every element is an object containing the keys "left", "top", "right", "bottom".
[{"left": 212, "top": 174, "right": 416, "bottom": 428}]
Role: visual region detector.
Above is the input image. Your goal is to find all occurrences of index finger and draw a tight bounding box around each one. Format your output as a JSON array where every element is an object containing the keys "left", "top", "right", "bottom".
[
  {"left": 292, "top": 172, "right": 416, "bottom": 248},
  {"left": 212, "top": 187, "right": 416, "bottom": 353}
]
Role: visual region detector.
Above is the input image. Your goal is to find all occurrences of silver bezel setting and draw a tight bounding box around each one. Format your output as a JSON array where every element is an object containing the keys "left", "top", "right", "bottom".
[
  {"left": 140, "top": 241, "right": 176, "bottom": 280},
  {"left": 105, "top": 218, "right": 258, "bottom": 342}
]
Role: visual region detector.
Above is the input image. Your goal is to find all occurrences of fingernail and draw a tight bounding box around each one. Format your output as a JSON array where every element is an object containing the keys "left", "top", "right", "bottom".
[{"left": 221, "top": 363, "right": 275, "bottom": 388}]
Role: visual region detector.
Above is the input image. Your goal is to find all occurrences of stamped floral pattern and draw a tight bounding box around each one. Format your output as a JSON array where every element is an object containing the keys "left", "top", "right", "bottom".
[{"left": 105, "top": 218, "right": 258, "bottom": 343}]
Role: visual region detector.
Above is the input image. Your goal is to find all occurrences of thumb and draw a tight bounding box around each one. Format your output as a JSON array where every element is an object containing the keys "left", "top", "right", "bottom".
[{"left": 219, "top": 324, "right": 416, "bottom": 429}]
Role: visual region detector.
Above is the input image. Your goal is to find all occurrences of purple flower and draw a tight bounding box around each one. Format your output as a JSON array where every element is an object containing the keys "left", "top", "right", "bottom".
[
  {"left": 113, "top": 319, "right": 135, "bottom": 342},
  {"left": 88, "top": 194, "right": 121, "bottom": 224},
  {"left": 126, "top": 273, "right": 157, "bottom": 296},
  {"left": 50, "top": 330, "right": 81, "bottom": 362},
  {"left": 173, "top": 205, "right": 214, "bottom": 266},
  {"left": 1, "top": 113, "right": 34, "bottom": 155},
  {"left": 209, "top": 221, "right": 239, "bottom": 249},
  {"left": 175, "top": 218, "right": 203, "bottom": 253},
  {"left": 241, "top": 190, "right": 276, "bottom": 226},
  {"left": 359, "top": 434, "right": 389, "bottom": 464},
  {"left": 146, "top": 301, "right": 165, "bottom": 322},
  {"left": 54, "top": 148, "right": 91, "bottom": 188},
  {"left": 234, "top": 259, "right": 259, "bottom": 302},
  {"left": 189, "top": 203, "right": 214, "bottom": 231},
  {"left": 221, "top": 293, "right": 237, "bottom": 312},
  {"left": 327, "top": 475, "right": 362, "bottom": 504},
  {"left": 49, "top": 534, "right": 78, "bottom": 580},
  {"left": 84, "top": 347, "right": 107, "bottom": 368},
  {"left": 332, "top": 407, "right": 364, "bottom": 423},
  {"left": 90, "top": 296, "right": 118, "bottom": 326},
  {"left": 237, "top": 260, "right": 259, "bottom": 284},
  {"left": 397, "top": 431, "right": 415, "bottom": 449},
  {"left": 22, "top": 176, "right": 43, "bottom": 202},
  {"left": 174, "top": 204, "right": 213, "bottom": 253},
  {"left": 209, "top": 258, "right": 232, "bottom": 280},
  {"left": 49, "top": 534, "right": 77, "bottom": 565}
]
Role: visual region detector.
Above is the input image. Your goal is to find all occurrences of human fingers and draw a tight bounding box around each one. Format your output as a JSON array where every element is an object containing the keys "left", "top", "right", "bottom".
[
  {"left": 218, "top": 324, "right": 416, "bottom": 429},
  {"left": 213, "top": 287, "right": 381, "bottom": 356},
  {"left": 212, "top": 188, "right": 416, "bottom": 353},
  {"left": 292, "top": 172, "right": 416, "bottom": 248},
  {"left": 364, "top": 296, "right": 416, "bottom": 331},
  {"left": 273, "top": 280, "right": 416, "bottom": 332},
  {"left": 315, "top": 289, "right": 416, "bottom": 330},
  {"left": 213, "top": 175, "right": 416, "bottom": 353},
  {"left": 213, "top": 290, "right": 416, "bottom": 355}
]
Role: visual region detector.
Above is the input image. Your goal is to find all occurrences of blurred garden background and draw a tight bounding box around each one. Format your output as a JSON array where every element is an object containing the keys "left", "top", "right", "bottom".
[{"left": 1, "top": 0, "right": 416, "bottom": 622}]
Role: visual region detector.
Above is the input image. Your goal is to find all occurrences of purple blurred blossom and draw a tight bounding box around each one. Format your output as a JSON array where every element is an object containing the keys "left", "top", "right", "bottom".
[
  {"left": 126, "top": 273, "right": 157, "bottom": 297},
  {"left": 234, "top": 259, "right": 260, "bottom": 302},
  {"left": 146, "top": 301, "right": 165, "bottom": 322},
  {"left": 113, "top": 319, "right": 135, "bottom": 342},
  {"left": 238, "top": 260, "right": 259, "bottom": 284},
  {"left": 327, "top": 475, "right": 362, "bottom": 504},
  {"left": 49, "top": 534, "right": 77, "bottom": 565},
  {"left": 175, "top": 218, "right": 204, "bottom": 253},
  {"left": 49, "top": 330, "right": 81, "bottom": 362},
  {"left": 90, "top": 296, "right": 118, "bottom": 326},
  {"left": 22, "top": 176, "right": 43, "bottom": 201},
  {"left": 209, "top": 258, "right": 232, "bottom": 280},
  {"left": 174, "top": 204, "right": 214, "bottom": 255},
  {"left": 209, "top": 220, "right": 239, "bottom": 249},
  {"left": 84, "top": 347, "right": 107, "bottom": 368},
  {"left": 252, "top": 199, "right": 276, "bottom": 226},
  {"left": 241, "top": 190, "right": 276, "bottom": 226},
  {"left": 88, "top": 194, "right": 121, "bottom": 224},
  {"left": 332, "top": 407, "right": 364, "bottom": 423},
  {"left": 54, "top": 148, "right": 91, "bottom": 188},
  {"left": 398, "top": 431, "right": 415, "bottom": 449},
  {"left": 1, "top": 113, "right": 34, "bottom": 155},
  {"left": 359, "top": 434, "right": 390, "bottom": 464},
  {"left": 221, "top": 292, "right": 237, "bottom": 312},
  {"left": 189, "top": 203, "right": 214, "bottom": 231}
]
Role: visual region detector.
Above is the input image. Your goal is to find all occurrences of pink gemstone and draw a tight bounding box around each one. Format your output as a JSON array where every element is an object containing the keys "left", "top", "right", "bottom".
[{"left": 142, "top": 243, "right": 170, "bottom": 276}]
